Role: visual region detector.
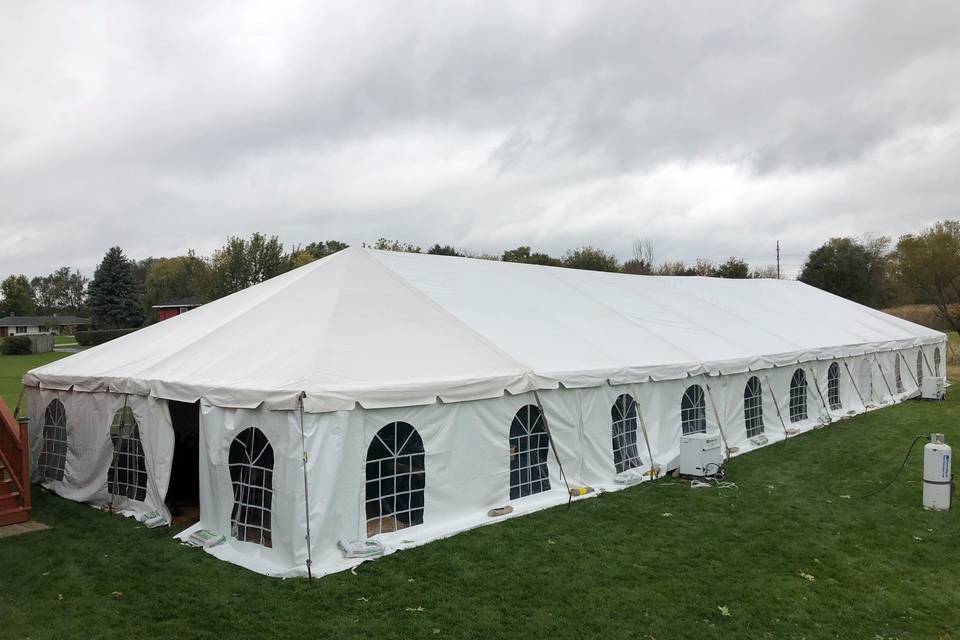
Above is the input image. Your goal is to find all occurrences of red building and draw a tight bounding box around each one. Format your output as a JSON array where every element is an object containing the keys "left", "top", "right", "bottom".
[{"left": 152, "top": 298, "right": 202, "bottom": 321}]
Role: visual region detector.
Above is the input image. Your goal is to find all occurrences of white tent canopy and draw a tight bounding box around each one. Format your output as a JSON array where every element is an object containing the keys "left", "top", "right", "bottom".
[
  {"left": 23, "top": 248, "right": 946, "bottom": 578},
  {"left": 25, "top": 248, "right": 942, "bottom": 412}
]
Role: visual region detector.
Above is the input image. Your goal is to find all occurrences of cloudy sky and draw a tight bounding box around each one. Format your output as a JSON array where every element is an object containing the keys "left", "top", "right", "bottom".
[{"left": 1, "top": 1, "right": 957, "bottom": 278}]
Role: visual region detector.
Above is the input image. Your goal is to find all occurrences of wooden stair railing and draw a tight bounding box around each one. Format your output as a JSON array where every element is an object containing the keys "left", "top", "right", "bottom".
[{"left": 0, "top": 397, "right": 30, "bottom": 526}]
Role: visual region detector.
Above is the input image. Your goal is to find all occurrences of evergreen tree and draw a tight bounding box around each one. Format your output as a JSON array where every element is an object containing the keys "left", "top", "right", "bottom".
[{"left": 88, "top": 247, "right": 143, "bottom": 328}]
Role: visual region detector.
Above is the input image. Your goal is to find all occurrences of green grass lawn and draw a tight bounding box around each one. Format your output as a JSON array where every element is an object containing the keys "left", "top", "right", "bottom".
[
  {"left": 1, "top": 387, "right": 958, "bottom": 638},
  {"left": 54, "top": 335, "right": 79, "bottom": 346},
  {"left": 0, "top": 351, "right": 69, "bottom": 410}
]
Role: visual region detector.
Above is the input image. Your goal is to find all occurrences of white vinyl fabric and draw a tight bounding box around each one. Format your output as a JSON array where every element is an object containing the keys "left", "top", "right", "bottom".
[
  {"left": 24, "top": 248, "right": 943, "bottom": 411},
  {"left": 22, "top": 249, "right": 945, "bottom": 577}
]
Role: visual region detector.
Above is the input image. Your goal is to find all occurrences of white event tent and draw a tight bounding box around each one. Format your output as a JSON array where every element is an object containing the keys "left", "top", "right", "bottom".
[{"left": 23, "top": 248, "right": 946, "bottom": 576}]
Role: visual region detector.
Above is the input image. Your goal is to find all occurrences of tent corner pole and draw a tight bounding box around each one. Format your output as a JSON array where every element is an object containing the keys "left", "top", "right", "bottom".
[{"left": 297, "top": 394, "right": 313, "bottom": 581}]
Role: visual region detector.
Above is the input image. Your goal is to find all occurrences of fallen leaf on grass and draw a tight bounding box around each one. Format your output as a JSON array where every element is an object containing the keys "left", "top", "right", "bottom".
[
  {"left": 405, "top": 606, "right": 426, "bottom": 612},
  {"left": 913, "top": 536, "right": 923, "bottom": 542},
  {"left": 661, "top": 512, "right": 673, "bottom": 518},
  {"left": 718, "top": 605, "right": 731, "bottom": 617},
  {"left": 57, "top": 594, "right": 63, "bottom": 601},
  {"left": 547, "top": 539, "right": 556, "bottom": 545},
  {"left": 839, "top": 495, "right": 851, "bottom": 499},
  {"left": 111, "top": 591, "right": 123, "bottom": 600},
  {"left": 800, "top": 572, "right": 816, "bottom": 582},
  {"left": 357, "top": 597, "right": 368, "bottom": 602}
]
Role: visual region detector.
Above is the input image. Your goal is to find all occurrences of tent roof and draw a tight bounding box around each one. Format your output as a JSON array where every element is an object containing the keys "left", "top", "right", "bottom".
[{"left": 25, "top": 248, "right": 944, "bottom": 412}]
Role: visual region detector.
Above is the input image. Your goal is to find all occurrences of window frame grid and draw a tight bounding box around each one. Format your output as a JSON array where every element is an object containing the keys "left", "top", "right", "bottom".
[
  {"left": 229, "top": 427, "right": 275, "bottom": 548},
  {"left": 611, "top": 394, "right": 642, "bottom": 473},
  {"left": 38, "top": 399, "right": 67, "bottom": 482},
  {"left": 107, "top": 406, "right": 148, "bottom": 502},
  {"left": 789, "top": 369, "right": 808, "bottom": 423},
  {"left": 681, "top": 384, "right": 707, "bottom": 436},
  {"left": 935, "top": 347, "right": 941, "bottom": 377},
  {"left": 743, "top": 376, "right": 764, "bottom": 439},
  {"left": 365, "top": 421, "right": 426, "bottom": 537},
  {"left": 917, "top": 351, "right": 923, "bottom": 388},
  {"left": 827, "top": 362, "right": 841, "bottom": 411},
  {"left": 509, "top": 404, "right": 551, "bottom": 500}
]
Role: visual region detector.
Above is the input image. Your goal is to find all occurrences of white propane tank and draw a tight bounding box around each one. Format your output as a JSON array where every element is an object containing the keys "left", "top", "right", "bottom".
[{"left": 922, "top": 433, "right": 952, "bottom": 511}]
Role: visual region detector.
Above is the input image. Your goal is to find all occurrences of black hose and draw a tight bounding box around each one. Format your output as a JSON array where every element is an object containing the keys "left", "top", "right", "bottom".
[{"left": 855, "top": 435, "right": 927, "bottom": 499}]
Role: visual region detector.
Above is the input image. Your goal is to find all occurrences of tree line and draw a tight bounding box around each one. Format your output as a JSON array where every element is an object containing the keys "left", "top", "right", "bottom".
[{"left": 0, "top": 221, "right": 956, "bottom": 331}]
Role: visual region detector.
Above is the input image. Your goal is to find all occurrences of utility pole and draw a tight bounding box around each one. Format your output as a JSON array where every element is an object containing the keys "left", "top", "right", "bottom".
[{"left": 776, "top": 241, "right": 781, "bottom": 279}]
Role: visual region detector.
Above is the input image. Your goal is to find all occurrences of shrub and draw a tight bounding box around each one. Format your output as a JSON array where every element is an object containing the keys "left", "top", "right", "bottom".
[
  {"left": 1, "top": 336, "right": 32, "bottom": 355},
  {"left": 75, "top": 328, "right": 139, "bottom": 347}
]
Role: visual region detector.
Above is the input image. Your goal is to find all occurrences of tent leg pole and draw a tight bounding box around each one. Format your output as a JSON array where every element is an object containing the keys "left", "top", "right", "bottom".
[
  {"left": 842, "top": 361, "right": 866, "bottom": 409},
  {"left": 532, "top": 390, "right": 572, "bottom": 507},
  {"left": 762, "top": 373, "right": 789, "bottom": 440},
  {"left": 628, "top": 383, "right": 658, "bottom": 479},
  {"left": 298, "top": 395, "right": 313, "bottom": 581},
  {"left": 703, "top": 381, "right": 732, "bottom": 459},
  {"left": 875, "top": 354, "right": 896, "bottom": 401},
  {"left": 809, "top": 370, "right": 831, "bottom": 424}
]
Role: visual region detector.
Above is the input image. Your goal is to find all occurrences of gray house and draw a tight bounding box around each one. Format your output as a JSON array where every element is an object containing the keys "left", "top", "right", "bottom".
[{"left": 0, "top": 315, "right": 90, "bottom": 338}]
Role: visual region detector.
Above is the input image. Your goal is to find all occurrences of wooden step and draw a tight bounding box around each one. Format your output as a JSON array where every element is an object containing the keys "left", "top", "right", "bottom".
[
  {"left": 0, "top": 478, "right": 15, "bottom": 496},
  {"left": 0, "top": 492, "right": 21, "bottom": 511},
  {"left": 0, "top": 506, "right": 30, "bottom": 527}
]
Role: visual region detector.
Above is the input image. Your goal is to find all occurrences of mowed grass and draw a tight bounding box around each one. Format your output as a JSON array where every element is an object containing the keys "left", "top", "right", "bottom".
[
  {"left": 1, "top": 374, "right": 959, "bottom": 638},
  {"left": 0, "top": 351, "right": 69, "bottom": 410}
]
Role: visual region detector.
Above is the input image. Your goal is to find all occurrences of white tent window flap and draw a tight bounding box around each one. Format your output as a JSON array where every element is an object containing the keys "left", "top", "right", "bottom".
[
  {"left": 509, "top": 404, "right": 551, "bottom": 499},
  {"left": 107, "top": 406, "right": 147, "bottom": 501},
  {"left": 365, "top": 421, "right": 425, "bottom": 537},
  {"left": 894, "top": 355, "right": 903, "bottom": 393},
  {"left": 917, "top": 351, "right": 923, "bottom": 387},
  {"left": 744, "top": 376, "right": 763, "bottom": 438},
  {"left": 935, "top": 347, "right": 941, "bottom": 376},
  {"left": 611, "top": 394, "right": 642, "bottom": 473},
  {"left": 229, "top": 427, "right": 274, "bottom": 547},
  {"left": 789, "top": 369, "right": 808, "bottom": 423},
  {"left": 38, "top": 399, "right": 67, "bottom": 482},
  {"left": 681, "top": 384, "right": 706, "bottom": 435},
  {"left": 827, "top": 362, "right": 841, "bottom": 410}
]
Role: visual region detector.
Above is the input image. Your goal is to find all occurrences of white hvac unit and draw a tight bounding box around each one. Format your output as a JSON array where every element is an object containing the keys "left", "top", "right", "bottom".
[
  {"left": 679, "top": 432, "right": 724, "bottom": 477},
  {"left": 921, "top": 377, "right": 946, "bottom": 401}
]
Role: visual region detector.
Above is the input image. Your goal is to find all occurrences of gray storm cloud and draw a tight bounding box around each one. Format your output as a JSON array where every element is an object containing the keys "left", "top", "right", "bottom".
[{"left": 1, "top": 0, "right": 958, "bottom": 277}]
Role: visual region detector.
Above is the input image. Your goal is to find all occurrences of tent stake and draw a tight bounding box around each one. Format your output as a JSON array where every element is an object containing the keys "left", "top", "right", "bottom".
[
  {"left": 532, "top": 390, "right": 572, "bottom": 507},
  {"left": 628, "top": 383, "right": 658, "bottom": 479},
  {"left": 842, "top": 361, "right": 866, "bottom": 409},
  {"left": 762, "top": 373, "right": 789, "bottom": 440},
  {"left": 297, "top": 395, "right": 314, "bottom": 580},
  {"left": 703, "top": 381, "right": 732, "bottom": 459}
]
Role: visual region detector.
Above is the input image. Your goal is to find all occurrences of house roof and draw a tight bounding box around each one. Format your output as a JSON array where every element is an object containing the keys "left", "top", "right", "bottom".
[
  {"left": 24, "top": 247, "right": 944, "bottom": 413},
  {"left": 0, "top": 315, "right": 89, "bottom": 327},
  {"left": 152, "top": 297, "right": 203, "bottom": 309}
]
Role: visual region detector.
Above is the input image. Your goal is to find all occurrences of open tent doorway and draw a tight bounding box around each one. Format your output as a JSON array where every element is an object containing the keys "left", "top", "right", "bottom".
[{"left": 167, "top": 400, "right": 201, "bottom": 527}]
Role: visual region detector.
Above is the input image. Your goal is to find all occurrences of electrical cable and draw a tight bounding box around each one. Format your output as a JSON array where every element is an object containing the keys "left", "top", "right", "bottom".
[{"left": 854, "top": 435, "right": 926, "bottom": 499}]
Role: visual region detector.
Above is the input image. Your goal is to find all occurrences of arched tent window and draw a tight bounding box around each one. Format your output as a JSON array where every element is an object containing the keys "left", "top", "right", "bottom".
[
  {"left": 917, "top": 351, "right": 924, "bottom": 388},
  {"left": 789, "top": 369, "right": 808, "bottom": 423},
  {"left": 38, "top": 399, "right": 67, "bottom": 482},
  {"left": 365, "top": 422, "right": 425, "bottom": 537},
  {"left": 894, "top": 355, "right": 903, "bottom": 393},
  {"left": 935, "top": 347, "right": 941, "bottom": 377},
  {"left": 858, "top": 359, "right": 873, "bottom": 402},
  {"left": 611, "top": 394, "right": 642, "bottom": 473},
  {"left": 509, "top": 405, "right": 551, "bottom": 499},
  {"left": 107, "top": 405, "right": 147, "bottom": 502},
  {"left": 827, "top": 362, "right": 841, "bottom": 411},
  {"left": 681, "top": 385, "right": 706, "bottom": 435},
  {"left": 229, "top": 427, "right": 274, "bottom": 547},
  {"left": 743, "top": 377, "right": 764, "bottom": 439}
]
